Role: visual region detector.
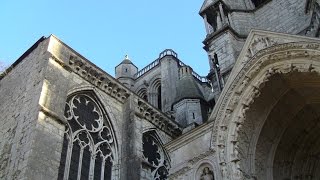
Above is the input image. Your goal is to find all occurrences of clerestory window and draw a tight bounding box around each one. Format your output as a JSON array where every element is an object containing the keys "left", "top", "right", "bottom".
[{"left": 58, "top": 93, "right": 117, "bottom": 180}]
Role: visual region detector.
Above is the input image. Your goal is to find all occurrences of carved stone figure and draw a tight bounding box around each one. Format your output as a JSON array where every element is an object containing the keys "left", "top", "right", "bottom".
[{"left": 200, "top": 167, "right": 214, "bottom": 180}]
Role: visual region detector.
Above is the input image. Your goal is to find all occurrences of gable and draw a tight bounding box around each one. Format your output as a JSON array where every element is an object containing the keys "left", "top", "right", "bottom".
[{"left": 227, "top": 29, "right": 320, "bottom": 82}]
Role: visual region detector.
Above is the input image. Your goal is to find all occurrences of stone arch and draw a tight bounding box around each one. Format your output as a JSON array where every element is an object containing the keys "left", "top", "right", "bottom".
[
  {"left": 212, "top": 42, "right": 320, "bottom": 179},
  {"left": 142, "top": 129, "right": 171, "bottom": 180},
  {"left": 58, "top": 89, "right": 119, "bottom": 180},
  {"left": 193, "top": 160, "right": 216, "bottom": 180},
  {"left": 137, "top": 87, "right": 148, "bottom": 101},
  {"left": 149, "top": 77, "right": 162, "bottom": 109},
  {"left": 67, "top": 86, "right": 121, "bottom": 146}
]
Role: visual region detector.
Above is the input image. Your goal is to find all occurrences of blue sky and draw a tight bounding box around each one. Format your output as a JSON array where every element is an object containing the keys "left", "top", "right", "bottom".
[{"left": 0, "top": 1, "right": 209, "bottom": 76}]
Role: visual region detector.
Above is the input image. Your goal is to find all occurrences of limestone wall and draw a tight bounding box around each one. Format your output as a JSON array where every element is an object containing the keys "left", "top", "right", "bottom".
[
  {"left": 254, "top": 0, "right": 309, "bottom": 34},
  {"left": 0, "top": 35, "right": 177, "bottom": 179},
  {"left": 166, "top": 123, "right": 216, "bottom": 180},
  {"left": 228, "top": 0, "right": 310, "bottom": 36},
  {"left": 0, "top": 38, "right": 50, "bottom": 179}
]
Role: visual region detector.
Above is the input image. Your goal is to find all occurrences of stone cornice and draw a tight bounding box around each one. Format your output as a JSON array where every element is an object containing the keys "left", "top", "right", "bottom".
[
  {"left": 188, "top": 148, "right": 215, "bottom": 164},
  {"left": 47, "top": 35, "right": 131, "bottom": 104},
  {"left": 203, "top": 25, "right": 247, "bottom": 50},
  {"left": 165, "top": 120, "right": 214, "bottom": 152},
  {"left": 49, "top": 53, "right": 131, "bottom": 104},
  {"left": 47, "top": 35, "right": 182, "bottom": 138},
  {"left": 169, "top": 166, "right": 191, "bottom": 180},
  {"left": 135, "top": 98, "right": 182, "bottom": 138},
  {"left": 67, "top": 55, "right": 131, "bottom": 103},
  {"left": 168, "top": 148, "right": 215, "bottom": 179}
]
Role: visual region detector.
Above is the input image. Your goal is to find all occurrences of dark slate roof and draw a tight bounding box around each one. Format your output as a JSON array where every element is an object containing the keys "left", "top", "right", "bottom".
[
  {"left": 174, "top": 75, "right": 205, "bottom": 104},
  {"left": 121, "top": 59, "right": 133, "bottom": 64},
  {"left": 115, "top": 55, "right": 138, "bottom": 69}
]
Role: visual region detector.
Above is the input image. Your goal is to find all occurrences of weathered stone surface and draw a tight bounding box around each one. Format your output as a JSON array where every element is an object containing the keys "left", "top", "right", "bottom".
[{"left": 2, "top": 1, "right": 320, "bottom": 180}]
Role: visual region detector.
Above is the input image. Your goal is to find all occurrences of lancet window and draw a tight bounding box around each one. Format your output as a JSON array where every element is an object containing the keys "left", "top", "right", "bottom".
[{"left": 58, "top": 93, "right": 117, "bottom": 180}]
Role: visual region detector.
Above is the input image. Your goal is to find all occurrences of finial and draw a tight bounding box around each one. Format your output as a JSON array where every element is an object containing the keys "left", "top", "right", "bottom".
[{"left": 125, "top": 54, "right": 129, "bottom": 60}]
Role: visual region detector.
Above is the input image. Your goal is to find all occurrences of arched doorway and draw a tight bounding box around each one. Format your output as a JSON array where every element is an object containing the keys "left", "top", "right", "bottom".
[
  {"left": 213, "top": 41, "right": 320, "bottom": 180},
  {"left": 242, "top": 71, "right": 320, "bottom": 180}
]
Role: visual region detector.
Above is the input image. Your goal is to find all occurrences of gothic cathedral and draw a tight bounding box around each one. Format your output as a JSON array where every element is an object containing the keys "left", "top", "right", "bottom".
[{"left": 1, "top": 0, "right": 320, "bottom": 179}]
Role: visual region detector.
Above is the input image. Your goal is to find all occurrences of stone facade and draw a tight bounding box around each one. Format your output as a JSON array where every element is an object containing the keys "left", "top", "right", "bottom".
[
  {"left": 0, "top": 36, "right": 181, "bottom": 180},
  {"left": 1, "top": 0, "right": 320, "bottom": 180},
  {"left": 201, "top": 0, "right": 320, "bottom": 99}
]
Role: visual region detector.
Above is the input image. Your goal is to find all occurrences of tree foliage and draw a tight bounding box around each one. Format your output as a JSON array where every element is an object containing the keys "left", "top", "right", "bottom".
[{"left": 0, "top": 61, "right": 7, "bottom": 74}]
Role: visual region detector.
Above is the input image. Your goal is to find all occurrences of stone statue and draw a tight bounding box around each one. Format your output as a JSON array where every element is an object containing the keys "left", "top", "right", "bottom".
[{"left": 200, "top": 167, "right": 214, "bottom": 180}]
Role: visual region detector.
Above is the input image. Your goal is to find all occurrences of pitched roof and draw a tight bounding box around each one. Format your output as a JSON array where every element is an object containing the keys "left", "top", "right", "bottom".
[{"left": 174, "top": 75, "right": 205, "bottom": 104}]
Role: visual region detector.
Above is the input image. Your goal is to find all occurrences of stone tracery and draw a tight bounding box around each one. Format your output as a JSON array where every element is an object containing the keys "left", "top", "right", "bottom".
[
  {"left": 58, "top": 93, "right": 117, "bottom": 180},
  {"left": 142, "top": 131, "right": 170, "bottom": 180}
]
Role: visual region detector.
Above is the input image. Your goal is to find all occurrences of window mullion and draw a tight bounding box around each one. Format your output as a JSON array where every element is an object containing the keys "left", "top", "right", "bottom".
[
  {"left": 76, "top": 146, "right": 85, "bottom": 180},
  {"left": 100, "top": 158, "right": 106, "bottom": 180},
  {"left": 63, "top": 135, "right": 73, "bottom": 180},
  {"left": 89, "top": 153, "right": 96, "bottom": 180}
]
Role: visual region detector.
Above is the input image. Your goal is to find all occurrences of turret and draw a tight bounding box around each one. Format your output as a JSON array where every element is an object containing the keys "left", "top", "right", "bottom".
[
  {"left": 173, "top": 66, "right": 209, "bottom": 129},
  {"left": 115, "top": 55, "right": 138, "bottom": 89}
]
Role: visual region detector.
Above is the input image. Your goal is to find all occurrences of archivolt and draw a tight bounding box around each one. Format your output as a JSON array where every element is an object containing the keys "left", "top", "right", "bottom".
[
  {"left": 150, "top": 78, "right": 161, "bottom": 91},
  {"left": 137, "top": 87, "right": 148, "bottom": 100},
  {"left": 211, "top": 42, "right": 320, "bottom": 179}
]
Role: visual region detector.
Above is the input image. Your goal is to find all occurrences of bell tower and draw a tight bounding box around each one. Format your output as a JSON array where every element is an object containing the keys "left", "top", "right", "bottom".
[{"left": 200, "top": 0, "right": 236, "bottom": 95}]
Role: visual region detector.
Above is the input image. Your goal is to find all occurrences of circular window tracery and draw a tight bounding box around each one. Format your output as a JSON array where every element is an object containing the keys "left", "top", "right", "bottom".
[
  {"left": 142, "top": 131, "right": 170, "bottom": 180},
  {"left": 58, "top": 93, "right": 116, "bottom": 180},
  {"left": 69, "top": 94, "right": 103, "bottom": 132}
]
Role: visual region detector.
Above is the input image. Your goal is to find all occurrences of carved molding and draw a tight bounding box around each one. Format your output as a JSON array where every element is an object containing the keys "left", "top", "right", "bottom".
[
  {"left": 188, "top": 149, "right": 216, "bottom": 165},
  {"left": 244, "top": 36, "right": 278, "bottom": 63},
  {"left": 136, "top": 99, "right": 182, "bottom": 138},
  {"left": 169, "top": 149, "right": 215, "bottom": 179},
  {"left": 66, "top": 55, "right": 131, "bottom": 103},
  {"left": 212, "top": 41, "right": 320, "bottom": 179},
  {"left": 51, "top": 53, "right": 182, "bottom": 138},
  {"left": 169, "top": 166, "right": 192, "bottom": 179}
]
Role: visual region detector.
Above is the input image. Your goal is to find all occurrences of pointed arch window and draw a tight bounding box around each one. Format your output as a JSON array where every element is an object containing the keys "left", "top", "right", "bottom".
[
  {"left": 137, "top": 88, "right": 148, "bottom": 102},
  {"left": 142, "top": 131, "right": 170, "bottom": 180},
  {"left": 58, "top": 93, "right": 117, "bottom": 180},
  {"left": 149, "top": 78, "right": 161, "bottom": 110}
]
